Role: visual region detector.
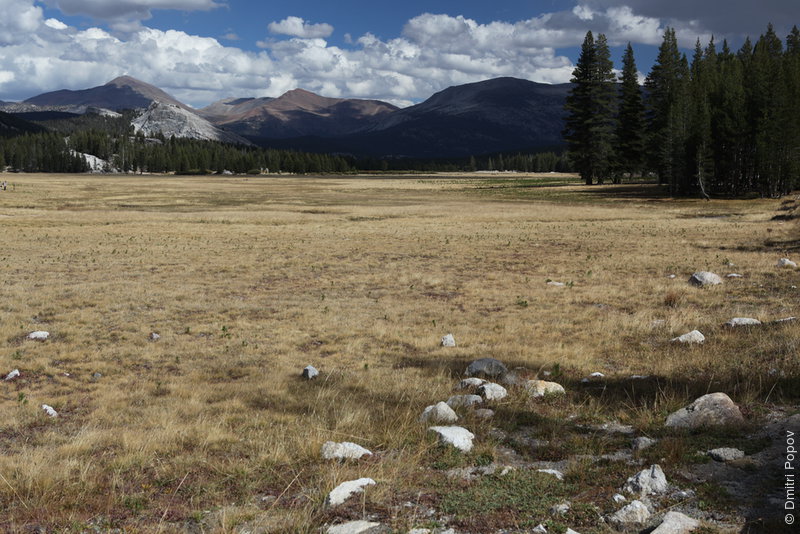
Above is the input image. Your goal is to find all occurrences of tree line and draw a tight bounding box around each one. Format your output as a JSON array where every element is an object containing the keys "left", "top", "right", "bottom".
[{"left": 564, "top": 24, "right": 800, "bottom": 197}]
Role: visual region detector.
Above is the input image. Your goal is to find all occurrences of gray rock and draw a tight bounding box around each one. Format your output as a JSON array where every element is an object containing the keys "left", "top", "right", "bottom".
[
  {"left": 771, "top": 316, "right": 797, "bottom": 325},
  {"left": 550, "top": 501, "right": 570, "bottom": 515},
  {"left": 429, "top": 425, "right": 475, "bottom": 452},
  {"left": 590, "top": 421, "right": 635, "bottom": 434},
  {"left": 688, "top": 271, "right": 722, "bottom": 287},
  {"left": 726, "top": 273, "right": 743, "bottom": 278},
  {"left": 441, "top": 333, "right": 456, "bottom": 347},
  {"left": 149, "top": 332, "right": 161, "bottom": 341},
  {"left": 41, "top": 404, "right": 58, "bottom": 417},
  {"left": 547, "top": 281, "right": 566, "bottom": 287},
  {"left": 623, "top": 465, "right": 668, "bottom": 496},
  {"left": 464, "top": 357, "right": 508, "bottom": 378},
  {"left": 477, "top": 382, "right": 507, "bottom": 401},
  {"left": 321, "top": 441, "right": 372, "bottom": 460},
  {"left": 446, "top": 394, "right": 483, "bottom": 409},
  {"left": 650, "top": 511, "right": 700, "bottom": 534},
  {"left": 457, "top": 377, "right": 485, "bottom": 390},
  {"left": 670, "top": 330, "right": 705, "bottom": 344},
  {"left": 326, "top": 520, "right": 384, "bottom": 534},
  {"left": 526, "top": 379, "right": 566, "bottom": 398},
  {"left": 665, "top": 392, "right": 744, "bottom": 428},
  {"left": 612, "top": 493, "right": 627, "bottom": 504},
  {"left": 27, "top": 331, "right": 49, "bottom": 341},
  {"left": 133, "top": 101, "right": 252, "bottom": 145},
  {"left": 632, "top": 437, "right": 657, "bottom": 452},
  {"left": 474, "top": 408, "right": 495, "bottom": 419},
  {"left": 610, "top": 500, "right": 651, "bottom": 525},
  {"left": 777, "top": 258, "right": 797, "bottom": 269},
  {"left": 325, "top": 478, "right": 376, "bottom": 507},
  {"left": 302, "top": 365, "right": 319, "bottom": 379},
  {"left": 708, "top": 447, "right": 745, "bottom": 462},
  {"left": 4, "top": 369, "right": 20, "bottom": 381},
  {"left": 532, "top": 525, "right": 548, "bottom": 534},
  {"left": 419, "top": 401, "right": 459, "bottom": 424},
  {"left": 538, "top": 469, "right": 565, "bottom": 480},
  {"left": 724, "top": 317, "right": 761, "bottom": 328}
]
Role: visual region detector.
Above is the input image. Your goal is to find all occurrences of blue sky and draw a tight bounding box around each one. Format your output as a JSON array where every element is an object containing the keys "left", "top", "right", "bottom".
[{"left": 1, "top": 1, "right": 797, "bottom": 107}]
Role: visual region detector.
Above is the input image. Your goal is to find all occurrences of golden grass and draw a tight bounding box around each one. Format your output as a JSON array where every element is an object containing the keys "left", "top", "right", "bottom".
[{"left": 0, "top": 173, "right": 797, "bottom": 532}]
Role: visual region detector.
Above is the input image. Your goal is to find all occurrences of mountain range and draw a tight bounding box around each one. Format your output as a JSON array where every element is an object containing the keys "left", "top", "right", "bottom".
[{"left": 0, "top": 76, "right": 570, "bottom": 158}]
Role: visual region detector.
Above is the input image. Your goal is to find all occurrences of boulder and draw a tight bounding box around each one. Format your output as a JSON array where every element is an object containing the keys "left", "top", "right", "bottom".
[
  {"left": 4, "top": 369, "right": 20, "bottom": 381},
  {"left": 441, "top": 334, "right": 456, "bottom": 347},
  {"left": 419, "top": 401, "right": 459, "bottom": 424},
  {"left": 726, "top": 273, "right": 743, "bottom": 279},
  {"left": 457, "top": 377, "right": 486, "bottom": 390},
  {"left": 27, "top": 331, "right": 49, "bottom": 341},
  {"left": 477, "top": 382, "right": 507, "bottom": 401},
  {"left": 321, "top": 441, "right": 372, "bottom": 460},
  {"left": 650, "top": 511, "right": 700, "bottom": 534},
  {"left": 665, "top": 392, "right": 744, "bottom": 428},
  {"left": 302, "top": 365, "right": 319, "bottom": 379},
  {"left": 724, "top": 317, "right": 761, "bottom": 328},
  {"left": 610, "top": 500, "right": 651, "bottom": 526},
  {"left": 688, "top": 271, "right": 722, "bottom": 287},
  {"left": 149, "top": 332, "right": 161, "bottom": 341},
  {"left": 632, "top": 437, "right": 657, "bottom": 452},
  {"left": 708, "top": 447, "right": 745, "bottom": 462},
  {"left": 464, "top": 358, "right": 508, "bottom": 378},
  {"left": 670, "top": 330, "right": 705, "bottom": 344},
  {"left": 429, "top": 426, "right": 475, "bottom": 452},
  {"left": 623, "top": 465, "right": 668, "bottom": 496},
  {"left": 326, "top": 521, "right": 384, "bottom": 534},
  {"left": 446, "top": 394, "right": 483, "bottom": 409},
  {"left": 777, "top": 258, "right": 797, "bottom": 268},
  {"left": 526, "top": 380, "right": 566, "bottom": 398},
  {"left": 538, "top": 469, "right": 564, "bottom": 480},
  {"left": 612, "top": 493, "right": 627, "bottom": 504},
  {"left": 547, "top": 281, "right": 566, "bottom": 287},
  {"left": 550, "top": 501, "right": 570, "bottom": 515},
  {"left": 325, "top": 478, "right": 376, "bottom": 507},
  {"left": 41, "top": 404, "right": 58, "bottom": 417}
]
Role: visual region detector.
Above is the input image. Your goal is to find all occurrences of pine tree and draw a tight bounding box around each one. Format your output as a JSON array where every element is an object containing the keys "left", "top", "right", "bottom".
[
  {"left": 615, "top": 42, "right": 646, "bottom": 181},
  {"left": 688, "top": 38, "right": 716, "bottom": 198}
]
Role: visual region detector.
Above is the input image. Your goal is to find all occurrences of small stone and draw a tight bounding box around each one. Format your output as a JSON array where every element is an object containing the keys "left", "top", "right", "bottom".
[
  {"left": 650, "top": 511, "right": 700, "bottom": 534},
  {"left": 302, "top": 365, "right": 319, "bottom": 379},
  {"left": 429, "top": 425, "right": 475, "bottom": 452},
  {"left": 725, "top": 317, "right": 761, "bottom": 328},
  {"left": 419, "top": 401, "right": 459, "bottom": 424},
  {"left": 777, "top": 258, "right": 797, "bottom": 268},
  {"left": 550, "top": 501, "right": 570, "bottom": 515},
  {"left": 630, "top": 375, "right": 649, "bottom": 380},
  {"left": 665, "top": 392, "right": 744, "bottom": 428},
  {"left": 708, "top": 447, "right": 745, "bottom": 462},
  {"left": 526, "top": 379, "right": 566, "bottom": 398},
  {"left": 667, "top": 274, "right": 677, "bottom": 279},
  {"left": 327, "top": 521, "right": 384, "bottom": 534},
  {"left": 610, "top": 500, "right": 651, "bottom": 525},
  {"left": 464, "top": 358, "right": 508, "bottom": 378},
  {"left": 612, "top": 493, "right": 627, "bottom": 504},
  {"left": 589, "top": 372, "right": 605, "bottom": 378},
  {"left": 670, "top": 330, "right": 705, "bottom": 344},
  {"left": 321, "top": 441, "right": 372, "bottom": 460},
  {"left": 4, "top": 369, "right": 20, "bottom": 381},
  {"left": 538, "top": 469, "right": 564, "bottom": 480},
  {"left": 149, "top": 332, "right": 161, "bottom": 341},
  {"left": 532, "top": 525, "right": 548, "bottom": 534},
  {"left": 688, "top": 271, "right": 722, "bottom": 287},
  {"left": 477, "top": 382, "right": 507, "bottom": 401},
  {"left": 42, "top": 404, "right": 58, "bottom": 417},
  {"left": 446, "top": 394, "right": 483, "bottom": 409},
  {"left": 623, "top": 464, "right": 668, "bottom": 496},
  {"left": 547, "top": 281, "right": 566, "bottom": 287},
  {"left": 726, "top": 273, "right": 743, "bottom": 278},
  {"left": 440, "top": 333, "right": 456, "bottom": 347},
  {"left": 407, "top": 529, "right": 431, "bottom": 534},
  {"left": 772, "top": 317, "right": 797, "bottom": 325},
  {"left": 27, "top": 331, "right": 49, "bottom": 341},
  {"left": 474, "top": 408, "right": 495, "bottom": 419},
  {"left": 457, "top": 377, "right": 485, "bottom": 390},
  {"left": 632, "top": 437, "right": 657, "bottom": 452},
  {"left": 325, "top": 478, "right": 376, "bottom": 507}
]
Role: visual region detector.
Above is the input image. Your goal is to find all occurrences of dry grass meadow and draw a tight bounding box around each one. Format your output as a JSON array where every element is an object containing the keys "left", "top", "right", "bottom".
[{"left": 0, "top": 173, "right": 798, "bottom": 533}]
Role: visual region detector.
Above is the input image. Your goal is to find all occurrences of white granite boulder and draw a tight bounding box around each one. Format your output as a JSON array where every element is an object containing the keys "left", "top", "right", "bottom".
[
  {"left": 302, "top": 365, "right": 319, "bottom": 379},
  {"left": 688, "top": 271, "right": 722, "bottom": 287},
  {"left": 623, "top": 465, "right": 668, "bottom": 496},
  {"left": 477, "top": 382, "right": 507, "bottom": 401},
  {"left": 441, "top": 334, "right": 456, "bottom": 347},
  {"left": 419, "top": 401, "right": 459, "bottom": 424},
  {"left": 464, "top": 358, "right": 508, "bottom": 378},
  {"left": 27, "top": 331, "right": 49, "bottom": 341},
  {"left": 650, "top": 511, "right": 700, "bottom": 534},
  {"left": 665, "top": 392, "right": 744, "bottom": 428},
  {"left": 610, "top": 500, "right": 651, "bottom": 526},
  {"left": 457, "top": 377, "right": 486, "bottom": 390},
  {"left": 429, "top": 426, "right": 475, "bottom": 452},
  {"left": 708, "top": 447, "right": 745, "bottom": 462},
  {"left": 632, "top": 437, "right": 657, "bottom": 452},
  {"left": 42, "top": 404, "right": 58, "bottom": 417},
  {"left": 446, "top": 394, "right": 483, "bottom": 409},
  {"left": 777, "top": 258, "right": 797, "bottom": 269},
  {"left": 326, "top": 521, "right": 384, "bottom": 534},
  {"left": 326, "top": 478, "right": 376, "bottom": 507},
  {"left": 4, "top": 369, "right": 20, "bottom": 381},
  {"left": 724, "top": 317, "right": 761, "bottom": 328},
  {"left": 670, "top": 330, "right": 705, "bottom": 344},
  {"left": 321, "top": 441, "right": 373, "bottom": 460},
  {"left": 526, "top": 380, "right": 566, "bottom": 398}
]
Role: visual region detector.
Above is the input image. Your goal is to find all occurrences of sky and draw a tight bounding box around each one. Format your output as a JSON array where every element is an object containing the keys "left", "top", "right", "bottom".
[{"left": 0, "top": 1, "right": 798, "bottom": 108}]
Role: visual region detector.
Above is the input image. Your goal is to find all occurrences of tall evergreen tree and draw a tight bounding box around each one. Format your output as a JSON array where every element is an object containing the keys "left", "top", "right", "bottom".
[{"left": 615, "top": 42, "right": 646, "bottom": 181}]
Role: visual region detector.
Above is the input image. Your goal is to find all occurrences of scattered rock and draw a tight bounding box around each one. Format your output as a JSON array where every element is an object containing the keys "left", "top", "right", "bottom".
[
  {"left": 667, "top": 274, "right": 677, "bottom": 279},
  {"left": 670, "top": 330, "right": 705, "bottom": 344},
  {"left": 650, "top": 511, "right": 700, "bottom": 534},
  {"left": 538, "top": 469, "right": 565, "bottom": 480},
  {"left": 419, "top": 401, "right": 459, "bottom": 424},
  {"left": 447, "top": 463, "right": 512, "bottom": 481},
  {"left": 708, "top": 447, "right": 745, "bottom": 462},
  {"left": 589, "top": 421, "right": 635, "bottom": 435},
  {"left": 477, "top": 382, "right": 507, "bottom": 401},
  {"left": 464, "top": 358, "right": 508, "bottom": 378},
  {"left": 630, "top": 375, "right": 649, "bottom": 380},
  {"left": 441, "top": 333, "right": 456, "bottom": 347},
  {"left": 589, "top": 372, "right": 605, "bottom": 378},
  {"left": 149, "top": 332, "right": 160, "bottom": 341},
  {"left": 41, "top": 404, "right": 58, "bottom": 418},
  {"left": 610, "top": 500, "right": 651, "bottom": 525},
  {"left": 612, "top": 493, "right": 627, "bottom": 504},
  {"left": 771, "top": 316, "right": 797, "bottom": 325},
  {"left": 474, "top": 408, "right": 495, "bottom": 419},
  {"left": 726, "top": 273, "right": 743, "bottom": 278},
  {"left": 302, "top": 365, "right": 319, "bottom": 379},
  {"left": 665, "top": 392, "right": 744, "bottom": 428},
  {"left": 4, "top": 369, "right": 20, "bottom": 381},
  {"left": 547, "top": 281, "right": 566, "bottom": 287},
  {"left": 550, "top": 501, "right": 570, "bottom": 515},
  {"left": 632, "top": 437, "right": 657, "bottom": 452},
  {"left": 688, "top": 271, "right": 722, "bottom": 287},
  {"left": 325, "top": 478, "right": 376, "bottom": 507},
  {"left": 532, "top": 525, "right": 548, "bottom": 534},
  {"left": 91, "top": 372, "right": 103, "bottom": 381},
  {"left": 526, "top": 380, "right": 566, "bottom": 398},
  {"left": 321, "top": 441, "right": 372, "bottom": 460},
  {"left": 429, "top": 425, "right": 475, "bottom": 452},
  {"left": 724, "top": 317, "right": 761, "bottom": 328},
  {"left": 326, "top": 520, "right": 384, "bottom": 534},
  {"left": 457, "top": 377, "right": 485, "bottom": 390},
  {"left": 27, "top": 331, "right": 49, "bottom": 341},
  {"left": 446, "top": 394, "right": 483, "bottom": 409},
  {"left": 777, "top": 258, "right": 797, "bottom": 268},
  {"left": 623, "top": 465, "right": 669, "bottom": 496}
]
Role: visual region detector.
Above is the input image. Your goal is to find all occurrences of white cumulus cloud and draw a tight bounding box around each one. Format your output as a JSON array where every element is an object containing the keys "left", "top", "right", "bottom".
[{"left": 268, "top": 16, "right": 334, "bottom": 39}]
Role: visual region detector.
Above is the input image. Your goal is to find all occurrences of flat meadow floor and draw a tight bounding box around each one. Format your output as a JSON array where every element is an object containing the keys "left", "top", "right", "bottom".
[{"left": 0, "top": 173, "right": 797, "bottom": 533}]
